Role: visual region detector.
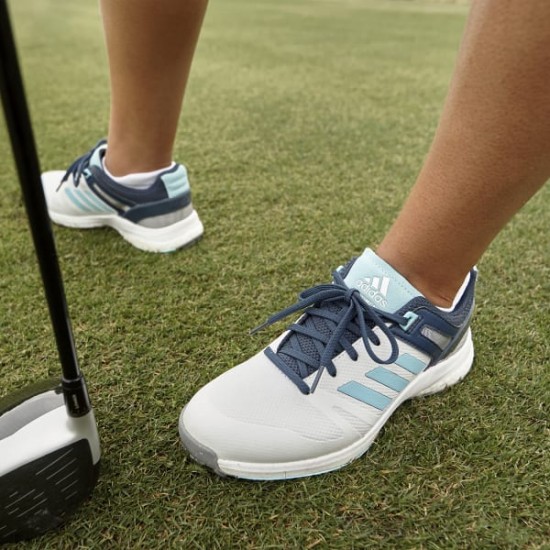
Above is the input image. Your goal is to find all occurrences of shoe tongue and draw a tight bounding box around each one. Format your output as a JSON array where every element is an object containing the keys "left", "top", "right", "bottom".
[
  {"left": 89, "top": 144, "right": 107, "bottom": 169},
  {"left": 343, "top": 248, "right": 422, "bottom": 313}
]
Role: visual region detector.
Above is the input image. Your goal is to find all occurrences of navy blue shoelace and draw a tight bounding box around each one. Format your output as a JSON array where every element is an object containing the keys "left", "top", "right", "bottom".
[
  {"left": 252, "top": 269, "right": 408, "bottom": 395},
  {"left": 56, "top": 139, "right": 107, "bottom": 191}
]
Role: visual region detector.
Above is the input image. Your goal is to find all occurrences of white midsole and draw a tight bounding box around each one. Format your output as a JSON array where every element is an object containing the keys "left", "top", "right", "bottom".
[
  {"left": 216, "top": 330, "right": 474, "bottom": 480},
  {"left": 49, "top": 209, "right": 203, "bottom": 253}
]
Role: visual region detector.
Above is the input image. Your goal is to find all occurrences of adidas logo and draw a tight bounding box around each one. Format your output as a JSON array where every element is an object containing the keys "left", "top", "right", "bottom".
[{"left": 355, "top": 276, "right": 390, "bottom": 309}]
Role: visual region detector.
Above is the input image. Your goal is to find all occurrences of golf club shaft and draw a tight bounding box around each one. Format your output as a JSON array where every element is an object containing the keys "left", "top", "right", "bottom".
[{"left": 0, "top": 0, "right": 90, "bottom": 416}]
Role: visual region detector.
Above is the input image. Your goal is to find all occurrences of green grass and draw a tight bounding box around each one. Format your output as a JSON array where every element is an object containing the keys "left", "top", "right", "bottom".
[{"left": 1, "top": 0, "right": 549, "bottom": 547}]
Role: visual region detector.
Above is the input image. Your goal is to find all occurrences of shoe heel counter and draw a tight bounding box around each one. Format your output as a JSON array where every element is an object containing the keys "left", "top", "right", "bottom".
[{"left": 160, "top": 165, "right": 190, "bottom": 198}]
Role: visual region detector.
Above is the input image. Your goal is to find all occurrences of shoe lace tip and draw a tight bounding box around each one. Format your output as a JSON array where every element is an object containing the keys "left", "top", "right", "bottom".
[{"left": 249, "top": 322, "right": 267, "bottom": 336}]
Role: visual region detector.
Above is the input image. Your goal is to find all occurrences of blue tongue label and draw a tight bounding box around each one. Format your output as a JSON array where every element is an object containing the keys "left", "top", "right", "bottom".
[
  {"left": 90, "top": 145, "right": 106, "bottom": 169},
  {"left": 343, "top": 248, "right": 422, "bottom": 313}
]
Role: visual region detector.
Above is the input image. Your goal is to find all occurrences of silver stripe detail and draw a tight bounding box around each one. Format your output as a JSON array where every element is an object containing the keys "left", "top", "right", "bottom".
[
  {"left": 420, "top": 325, "right": 452, "bottom": 349},
  {"left": 136, "top": 204, "right": 194, "bottom": 228}
]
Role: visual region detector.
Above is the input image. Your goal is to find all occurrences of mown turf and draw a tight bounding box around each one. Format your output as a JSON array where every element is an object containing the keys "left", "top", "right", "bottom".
[{"left": 1, "top": 0, "right": 548, "bottom": 548}]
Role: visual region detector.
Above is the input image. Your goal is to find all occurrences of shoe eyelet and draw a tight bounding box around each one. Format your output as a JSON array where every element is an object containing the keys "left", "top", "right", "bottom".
[{"left": 400, "top": 311, "right": 419, "bottom": 332}]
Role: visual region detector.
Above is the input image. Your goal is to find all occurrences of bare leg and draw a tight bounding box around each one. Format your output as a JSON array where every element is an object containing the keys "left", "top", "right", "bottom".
[
  {"left": 377, "top": 0, "right": 550, "bottom": 307},
  {"left": 100, "top": 0, "right": 208, "bottom": 176}
]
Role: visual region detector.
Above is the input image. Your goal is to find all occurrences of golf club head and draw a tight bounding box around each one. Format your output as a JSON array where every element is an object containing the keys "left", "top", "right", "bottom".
[{"left": 0, "top": 378, "right": 100, "bottom": 543}]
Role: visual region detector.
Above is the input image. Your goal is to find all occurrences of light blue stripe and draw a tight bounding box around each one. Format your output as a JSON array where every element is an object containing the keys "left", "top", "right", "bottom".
[
  {"left": 76, "top": 189, "right": 111, "bottom": 213},
  {"left": 366, "top": 367, "right": 408, "bottom": 392},
  {"left": 81, "top": 189, "right": 115, "bottom": 213},
  {"left": 162, "top": 166, "right": 189, "bottom": 198},
  {"left": 65, "top": 189, "right": 94, "bottom": 213},
  {"left": 395, "top": 354, "right": 425, "bottom": 374},
  {"left": 337, "top": 381, "right": 391, "bottom": 411}
]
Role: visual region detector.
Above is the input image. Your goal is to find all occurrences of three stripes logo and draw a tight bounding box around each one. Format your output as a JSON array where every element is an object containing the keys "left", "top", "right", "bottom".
[{"left": 355, "top": 276, "right": 390, "bottom": 309}]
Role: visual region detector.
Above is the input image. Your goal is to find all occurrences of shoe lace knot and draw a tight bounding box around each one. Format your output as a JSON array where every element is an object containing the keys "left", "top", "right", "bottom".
[{"left": 252, "top": 269, "right": 408, "bottom": 395}]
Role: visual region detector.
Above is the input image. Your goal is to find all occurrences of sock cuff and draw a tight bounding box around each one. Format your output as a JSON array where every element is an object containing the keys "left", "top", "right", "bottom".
[
  {"left": 102, "top": 159, "right": 175, "bottom": 189},
  {"left": 436, "top": 271, "right": 472, "bottom": 312}
]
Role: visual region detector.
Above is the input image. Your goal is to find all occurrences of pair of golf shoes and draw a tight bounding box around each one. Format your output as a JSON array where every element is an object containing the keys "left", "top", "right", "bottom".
[{"left": 39, "top": 141, "right": 476, "bottom": 481}]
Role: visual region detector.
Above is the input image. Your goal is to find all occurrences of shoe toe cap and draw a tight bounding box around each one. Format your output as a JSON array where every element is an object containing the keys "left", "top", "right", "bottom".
[
  {"left": 41, "top": 170, "right": 65, "bottom": 205},
  {"left": 179, "top": 351, "right": 352, "bottom": 469}
]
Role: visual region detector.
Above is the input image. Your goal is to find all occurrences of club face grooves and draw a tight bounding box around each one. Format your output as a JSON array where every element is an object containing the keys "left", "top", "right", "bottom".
[{"left": 0, "top": 439, "right": 100, "bottom": 543}]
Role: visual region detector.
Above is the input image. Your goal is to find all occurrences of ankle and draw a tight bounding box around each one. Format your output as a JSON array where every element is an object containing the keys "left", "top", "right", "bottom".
[
  {"left": 103, "top": 146, "right": 172, "bottom": 178},
  {"left": 376, "top": 246, "right": 467, "bottom": 309},
  {"left": 412, "top": 283, "right": 458, "bottom": 309},
  {"left": 102, "top": 155, "right": 175, "bottom": 190}
]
